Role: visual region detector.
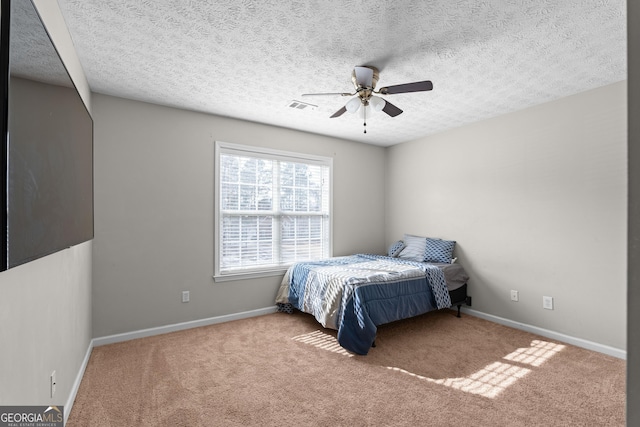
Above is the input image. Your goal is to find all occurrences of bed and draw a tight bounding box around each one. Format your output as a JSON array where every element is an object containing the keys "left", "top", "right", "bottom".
[{"left": 276, "top": 248, "right": 469, "bottom": 355}]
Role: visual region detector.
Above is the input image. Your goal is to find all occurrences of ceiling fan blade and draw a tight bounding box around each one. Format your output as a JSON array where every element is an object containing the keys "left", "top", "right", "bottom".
[
  {"left": 302, "top": 92, "right": 353, "bottom": 97},
  {"left": 354, "top": 66, "right": 374, "bottom": 88},
  {"left": 381, "top": 100, "right": 403, "bottom": 117},
  {"left": 379, "top": 80, "right": 433, "bottom": 95},
  {"left": 330, "top": 106, "right": 347, "bottom": 118}
]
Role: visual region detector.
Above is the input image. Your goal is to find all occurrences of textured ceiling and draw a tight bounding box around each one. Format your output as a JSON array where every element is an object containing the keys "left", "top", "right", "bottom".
[
  {"left": 12, "top": 0, "right": 71, "bottom": 87},
  {"left": 54, "top": 0, "right": 626, "bottom": 146}
]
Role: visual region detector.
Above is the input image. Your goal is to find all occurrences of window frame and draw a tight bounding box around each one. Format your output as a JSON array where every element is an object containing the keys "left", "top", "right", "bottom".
[{"left": 213, "top": 141, "right": 333, "bottom": 282}]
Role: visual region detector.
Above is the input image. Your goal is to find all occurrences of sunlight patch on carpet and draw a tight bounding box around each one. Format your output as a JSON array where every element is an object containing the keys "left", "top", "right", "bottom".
[
  {"left": 386, "top": 340, "right": 565, "bottom": 399},
  {"left": 292, "top": 330, "right": 354, "bottom": 357},
  {"left": 387, "top": 362, "right": 531, "bottom": 399},
  {"left": 503, "top": 340, "right": 566, "bottom": 367}
]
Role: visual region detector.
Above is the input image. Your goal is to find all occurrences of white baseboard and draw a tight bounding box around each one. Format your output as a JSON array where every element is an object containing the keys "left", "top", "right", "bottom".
[
  {"left": 92, "top": 306, "right": 279, "bottom": 347},
  {"left": 460, "top": 307, "right": 626, "bottom": 360},
  {"left": 64, "top": 339, "right": 94, "bottom": 426}
]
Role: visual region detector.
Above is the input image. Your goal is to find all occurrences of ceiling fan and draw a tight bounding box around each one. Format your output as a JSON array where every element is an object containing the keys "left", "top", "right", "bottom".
[{"left": 302, "top": 65, "right": 433, "bottom": 133}]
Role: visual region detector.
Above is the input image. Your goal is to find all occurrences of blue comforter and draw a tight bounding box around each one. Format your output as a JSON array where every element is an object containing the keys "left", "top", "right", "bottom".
[{"left": 276, "top": 254, "right": 452, "bottom": 355}]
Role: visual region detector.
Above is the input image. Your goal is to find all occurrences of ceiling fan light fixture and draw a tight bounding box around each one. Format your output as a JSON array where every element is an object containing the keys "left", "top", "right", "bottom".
[
  {"left": 369, "top": 95, "right": 385, "bottom": 112},
  {"left": 345, "top": 96, "right": 362, "bottom": 113}
]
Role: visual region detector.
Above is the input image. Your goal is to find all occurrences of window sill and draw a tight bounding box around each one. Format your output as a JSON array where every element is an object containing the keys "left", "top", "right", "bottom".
[{"left": 213, "top": 268, "right": 288, "bottom": 283}]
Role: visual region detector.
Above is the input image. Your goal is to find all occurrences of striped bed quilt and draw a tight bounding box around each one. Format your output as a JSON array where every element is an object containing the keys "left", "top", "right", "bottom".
[{"left": 276, "top": 254, "right": 452, "bottom": 355}]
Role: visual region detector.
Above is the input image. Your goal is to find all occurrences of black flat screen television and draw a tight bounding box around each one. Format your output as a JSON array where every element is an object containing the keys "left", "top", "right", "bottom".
[{"left": 0, "top": 0, "right": 93, "bottom": 271}]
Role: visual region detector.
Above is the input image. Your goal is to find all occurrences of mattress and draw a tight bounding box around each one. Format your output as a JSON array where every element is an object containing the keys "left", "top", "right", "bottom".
[{"left": 432, "top": 263, "right": 470, "bottom": 291}]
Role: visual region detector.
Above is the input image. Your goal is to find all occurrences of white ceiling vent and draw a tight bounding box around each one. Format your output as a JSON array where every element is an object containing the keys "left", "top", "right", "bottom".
[{"left": 287, "top": 100, "right": 317, "bottom": 111}]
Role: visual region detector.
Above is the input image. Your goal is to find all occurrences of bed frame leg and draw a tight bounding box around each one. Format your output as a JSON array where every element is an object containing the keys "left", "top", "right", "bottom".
[
  {"left": 456, "top": 304, "right": 462, "bottom": 318},
  {"left": 372, "top": 340, "right": 376, "bottom": 348}
]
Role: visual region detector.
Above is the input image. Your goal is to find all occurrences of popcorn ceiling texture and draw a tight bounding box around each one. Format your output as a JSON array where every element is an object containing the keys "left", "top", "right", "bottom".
[
  {"left": 11, "top": 0, "right": 71, "bottom": 87},
  {"left": 55, "top": 0, "right": 626, "bottom": 146}
]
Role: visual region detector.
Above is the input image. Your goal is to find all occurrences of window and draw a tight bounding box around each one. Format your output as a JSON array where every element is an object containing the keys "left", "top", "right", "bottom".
[{"left": 214, "top": 142, "right": 332, "bottom": 280}]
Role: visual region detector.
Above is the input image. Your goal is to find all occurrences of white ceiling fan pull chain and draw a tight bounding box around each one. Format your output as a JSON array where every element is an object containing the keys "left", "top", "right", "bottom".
[{"left": 363, "top": 105, "right": 367, "bottom": 134}]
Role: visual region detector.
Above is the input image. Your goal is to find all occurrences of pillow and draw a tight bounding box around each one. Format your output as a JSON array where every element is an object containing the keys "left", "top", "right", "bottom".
[
  {"left": 397, "top": 234, "right": 427, "bottom": 262},
  {"left": 424, "top": 237, "right": 456, "bottom": 263},
  {"left": 387, "top": 240, "right": 406, "bottom": 257}
]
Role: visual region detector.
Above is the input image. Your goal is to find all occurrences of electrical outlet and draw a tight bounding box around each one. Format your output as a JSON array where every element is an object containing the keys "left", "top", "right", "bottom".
[
  {"left": 510, "top": 290, "right": 519, "bottom": 302},
  {"left": 50, "top": 371, "right": 56, "bottom": 398},
  {"left": 543, "top": 296, "right": 554, "bottom": 310},
  {"left": 182, "top": 291, "right": 190, "bottom": 303}
]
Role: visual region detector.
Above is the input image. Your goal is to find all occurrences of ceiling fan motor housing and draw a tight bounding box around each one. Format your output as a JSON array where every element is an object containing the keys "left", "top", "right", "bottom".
[
  {"left": 352, "top": 66, "right": 379, "bottom": 105},
  {"left": 352, "top": 65, "right": 379, "bottom": 89}
]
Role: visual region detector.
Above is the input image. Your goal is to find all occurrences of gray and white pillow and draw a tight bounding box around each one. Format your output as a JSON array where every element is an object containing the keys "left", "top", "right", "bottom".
[{"left": 397, "top": 234, "right": 427, "bottom": 262}]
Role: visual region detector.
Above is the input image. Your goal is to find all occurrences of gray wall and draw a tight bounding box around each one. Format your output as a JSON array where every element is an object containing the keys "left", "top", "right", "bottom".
[
  {"left": 0, "top": 0, "right": 92, "bottom": 412},
  {"left": 386, "top": 82, "right": 627, "bottom": 351},
  {"left": 91, "top": 94, "right": 386, "bottom": 337},
  {"left": 628, "top": 2, "right": 639, "bottom": 424}
]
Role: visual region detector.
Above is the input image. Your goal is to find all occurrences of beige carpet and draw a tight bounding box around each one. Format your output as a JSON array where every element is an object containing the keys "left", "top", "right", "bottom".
[{"left": 67, "top": 310, "right": 625, "bottom": 426}]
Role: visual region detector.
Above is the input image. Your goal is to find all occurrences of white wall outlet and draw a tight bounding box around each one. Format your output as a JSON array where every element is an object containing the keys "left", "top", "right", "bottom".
[
  {"left": 543, "top": 296, "right": 554, "bottom": 310},
  {"left": 182, "top": 291, "right": 190, "bottom": 303},
  {"left": 50, "top": 371, "right": 56, "bottom": 398},
  {"left": 510, "top": 290, "right": 519, "bottom": 302}
]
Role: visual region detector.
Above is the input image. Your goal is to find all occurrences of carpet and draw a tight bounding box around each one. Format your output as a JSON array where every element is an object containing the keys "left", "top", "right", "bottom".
[{"left": 67, "top": 309, "right": 625, "bottom": 426}]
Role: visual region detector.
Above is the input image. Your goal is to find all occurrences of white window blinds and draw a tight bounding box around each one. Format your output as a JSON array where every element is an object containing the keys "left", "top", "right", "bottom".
[{"left": 215, "top": 142, "right": 332, "bottom": 278}]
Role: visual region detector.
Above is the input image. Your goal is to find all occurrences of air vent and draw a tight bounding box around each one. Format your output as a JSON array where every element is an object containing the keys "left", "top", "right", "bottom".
[{"left": 287, "top": 100, "right": 317, "bottom": 111}]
